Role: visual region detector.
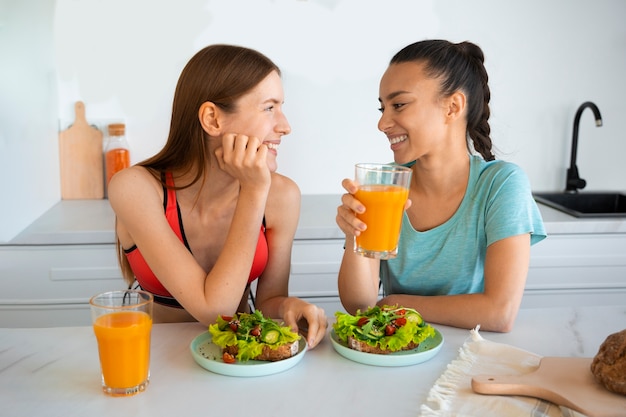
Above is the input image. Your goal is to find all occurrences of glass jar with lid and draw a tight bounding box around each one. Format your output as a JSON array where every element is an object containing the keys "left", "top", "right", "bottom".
[{"left": 104, "top": 123, "right": 131, "bottom": 186}]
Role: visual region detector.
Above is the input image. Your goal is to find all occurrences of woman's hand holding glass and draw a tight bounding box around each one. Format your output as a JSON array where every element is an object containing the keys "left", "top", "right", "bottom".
[
  {"left": 336, "top": 178, "right": 412, "bottom": 240},
  {"left": 336, "top": 179, "right": 367, "bottom": 238}
]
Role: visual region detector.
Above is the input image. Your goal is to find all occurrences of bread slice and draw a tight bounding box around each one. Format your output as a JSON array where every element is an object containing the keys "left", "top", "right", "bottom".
[
  {"left": 347, "top": 336, "right": 419, "bottom": 354},
  {"left": 224, "top": 340, "right": 300, "bottom": 362}
]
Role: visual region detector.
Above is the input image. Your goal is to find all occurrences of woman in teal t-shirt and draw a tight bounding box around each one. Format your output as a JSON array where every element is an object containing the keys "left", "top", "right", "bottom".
[{"left": 336, "top": 40, "right": 546, "bottom": 332}]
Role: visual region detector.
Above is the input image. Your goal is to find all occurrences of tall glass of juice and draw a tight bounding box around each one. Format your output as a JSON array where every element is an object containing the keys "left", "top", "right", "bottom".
[
  {"left": 354, "top": 163, "right": 412, "bottom": 259},
  {"left": 89, "top": 290, "right": 153, "bottom": 396}
]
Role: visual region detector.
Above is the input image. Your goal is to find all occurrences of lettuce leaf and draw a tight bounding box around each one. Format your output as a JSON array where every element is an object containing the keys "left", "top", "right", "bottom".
[
  {"left": 235, "top": 338, "right": 265, "bottom": 362},
  {"left": 209, "top": 327, "right": 237, "bottom": 347}
]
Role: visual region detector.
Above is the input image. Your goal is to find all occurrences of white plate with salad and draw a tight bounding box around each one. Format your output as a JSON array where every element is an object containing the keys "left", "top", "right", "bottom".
[
  {"left": 190, "top": 331, "right": 307, "bottom": 377},
  {"left": 331, "top": 306, "right": 444, "bottom": 367}
]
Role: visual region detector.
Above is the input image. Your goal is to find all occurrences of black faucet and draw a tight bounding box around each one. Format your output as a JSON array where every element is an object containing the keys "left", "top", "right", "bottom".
[{"left": 565, "top": 101, "right": 603, "bottom": 193}]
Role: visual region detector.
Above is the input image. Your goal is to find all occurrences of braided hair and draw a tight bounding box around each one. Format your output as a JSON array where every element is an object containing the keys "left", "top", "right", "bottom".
[{"left": 390, "top": 40, "right": 495, "bottom": 161}]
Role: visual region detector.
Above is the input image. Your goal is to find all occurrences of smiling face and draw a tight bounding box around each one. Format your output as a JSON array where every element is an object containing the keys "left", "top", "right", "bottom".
[
  {"left": 220, "top": 70, "right": 291, "bottom": 172},
  {"left": 377, "top": 62, "right": 454, "bottom": 165}
]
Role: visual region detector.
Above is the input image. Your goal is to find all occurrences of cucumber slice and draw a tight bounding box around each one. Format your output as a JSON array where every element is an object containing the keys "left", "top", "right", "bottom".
[
  {"left": 369, "top": 327, "right": 384, "bottom": 338},
  {"left": 262, "top": 329, "right": 280, "bottom": 344},
  {"left": 405, "top": 312, "right": 423, "bottom": 325},
  {"left": 354, "top": 326, "right": 382, "bottom": 341}
]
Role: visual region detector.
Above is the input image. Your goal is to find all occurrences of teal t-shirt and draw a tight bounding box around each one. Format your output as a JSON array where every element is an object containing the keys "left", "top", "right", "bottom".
[{"left": 380, "top": 155, "right": 546, "bottom": 296}]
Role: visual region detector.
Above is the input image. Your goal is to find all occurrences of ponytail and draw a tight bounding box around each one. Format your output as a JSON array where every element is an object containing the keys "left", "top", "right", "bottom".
[{"left": 391, "top": 40, "right": 495, "bottom": 161}]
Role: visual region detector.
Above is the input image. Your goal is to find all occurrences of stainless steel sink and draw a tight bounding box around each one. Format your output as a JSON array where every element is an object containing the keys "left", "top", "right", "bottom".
[{"left": 533, "top": 192, "right": 626, "bottom": 218}]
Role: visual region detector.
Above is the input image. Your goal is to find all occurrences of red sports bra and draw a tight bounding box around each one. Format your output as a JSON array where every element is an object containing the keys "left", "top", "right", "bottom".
[{"left": 124, "top": 172, "right": 269, "bottom": 307}]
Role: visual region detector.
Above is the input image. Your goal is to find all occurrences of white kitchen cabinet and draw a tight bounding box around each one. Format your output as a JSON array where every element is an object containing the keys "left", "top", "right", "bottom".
[
  {"left": 290, "top": 232, "right": 626, "bottom": 313},
  {"left": 523, "top": 233, "right": 626, "bottom": 308},
  {"left": 2, "top": 199, "right": 626, "bottom": 328},
  {"left": 0, "top": 244, "right": 126, "bottom": 327},
  {"left": 289, "top": 239, "right": 346, "bottom": 315},
  {"left": 0, "top": 239, "right": 349, "bottom": 327}
]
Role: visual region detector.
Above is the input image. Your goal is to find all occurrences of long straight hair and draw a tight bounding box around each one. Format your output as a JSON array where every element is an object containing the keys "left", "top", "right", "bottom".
[{"left": 117, "top": 44, "right": 280, "bottom": 285}]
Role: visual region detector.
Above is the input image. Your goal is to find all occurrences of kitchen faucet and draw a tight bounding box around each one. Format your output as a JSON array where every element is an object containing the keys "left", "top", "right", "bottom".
[{"left": 566, "top": 101, "right": 603, "bottom": 193}]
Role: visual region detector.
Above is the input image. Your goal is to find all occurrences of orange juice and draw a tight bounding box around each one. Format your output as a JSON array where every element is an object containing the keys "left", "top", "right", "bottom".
[
  {"left": 93, "top": 311, "right": 152, "bottom": 393},
  {"left": 355, "top": 185, "right": 409, "bottom": 253},
  {"left": 105, "top": 148, "right": 130, "bottom": 184}
]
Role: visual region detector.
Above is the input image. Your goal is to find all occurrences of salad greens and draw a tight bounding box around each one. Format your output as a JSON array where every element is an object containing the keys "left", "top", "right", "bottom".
[
  {"left": 209, "top": 310, "right": 300, "bottom": 362},
  {"left": 334, "top": 305, "right": 435, "bottom": 352}
]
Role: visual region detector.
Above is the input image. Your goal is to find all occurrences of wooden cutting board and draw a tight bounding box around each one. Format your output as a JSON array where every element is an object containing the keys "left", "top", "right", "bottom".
[
  {"left": 471, "top": 357, "right": 626, "bottom": 417},
  {"left": 59, "top": 101, "right": 104, "bottom": 199}
]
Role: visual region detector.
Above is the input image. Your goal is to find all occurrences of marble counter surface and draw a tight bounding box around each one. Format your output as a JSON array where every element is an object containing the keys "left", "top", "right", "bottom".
[
  {"left": 6, "top": 195, "right": 626, "bottom": 246},
  {"left": 0, "top": 305, "right": 624, "bottom": 417}
]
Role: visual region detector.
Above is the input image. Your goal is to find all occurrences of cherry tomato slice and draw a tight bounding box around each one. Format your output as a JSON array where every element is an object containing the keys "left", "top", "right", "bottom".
[
  {"left": 385, "top": 325, "right": 396, "bottom": 336},
  {"left": 357, "top": 317, "right": 369, "bottom": 327},
  {"left": 222, "top": 352, "right": 236, "bottom": 364},
  {"left": 394, "top": 317, "right": 407, "bottom": 327}
]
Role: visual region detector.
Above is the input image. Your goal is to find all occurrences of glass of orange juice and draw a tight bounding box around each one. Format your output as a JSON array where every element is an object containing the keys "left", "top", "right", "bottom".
[
  {"left": 89, "top": 290, "right": 153, "bottom": 396},
  {"left": 354, "top": 163, "right": 412, "bottom": 259}
]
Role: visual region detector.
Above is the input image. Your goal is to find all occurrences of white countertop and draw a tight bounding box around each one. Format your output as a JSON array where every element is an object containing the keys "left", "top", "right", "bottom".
[
  {"left": 0, "top": 305, "right": 624, "bottom": 417},
  {"left": 6, "top": 195, "right": 626, "bottom": 246},
  {"left": 7, "top": 196, "right": 344, "bottom": 245}
]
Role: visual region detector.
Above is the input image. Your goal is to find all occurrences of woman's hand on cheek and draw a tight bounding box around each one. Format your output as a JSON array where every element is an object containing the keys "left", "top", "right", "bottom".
[{"left": 215, "top": 133, "right": 271, "bottom": 189}]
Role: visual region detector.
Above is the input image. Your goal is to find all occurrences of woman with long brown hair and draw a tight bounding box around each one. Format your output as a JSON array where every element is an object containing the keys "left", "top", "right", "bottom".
[{"left": 108, "top": 44, "right": 327, "bottom": 348}]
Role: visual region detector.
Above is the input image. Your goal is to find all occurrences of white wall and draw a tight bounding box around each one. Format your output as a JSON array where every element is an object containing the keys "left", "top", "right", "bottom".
[
  {"left": 1, "top": 0, "right": 625, "bottom": 242},
  {"left": 0, "top": 0, "right": 59, "bottom": 242}
]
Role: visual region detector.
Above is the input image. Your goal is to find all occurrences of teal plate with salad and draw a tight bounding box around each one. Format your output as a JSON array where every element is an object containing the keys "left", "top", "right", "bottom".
[
  {"left": 190, "top": 331, "right": 307, "bottom": 377},
  {"left": 330, "top": 327, "right": 443, "bottom": 367}
]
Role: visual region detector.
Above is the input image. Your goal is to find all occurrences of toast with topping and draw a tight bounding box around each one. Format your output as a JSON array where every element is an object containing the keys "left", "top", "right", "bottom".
[
  {"left": 209, "top": 311, "right": 301, "bottom": 363},
  {"left": 334, "top": 305, "right": 435, "bottom": 354}
]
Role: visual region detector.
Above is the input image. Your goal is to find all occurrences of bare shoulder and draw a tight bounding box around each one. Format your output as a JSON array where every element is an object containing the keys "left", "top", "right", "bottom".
[
  {"left": 268, "top": 172, "right": 300, "bottom": 208},
  {"left": 108, "top": 166, "right": 170, "bottom": 248},
  {"left": 108, "top": 166, "right": 162, "bottom": 214},
  {"left": 266, "top": 173, "right": 301, "bottom": 228}
]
